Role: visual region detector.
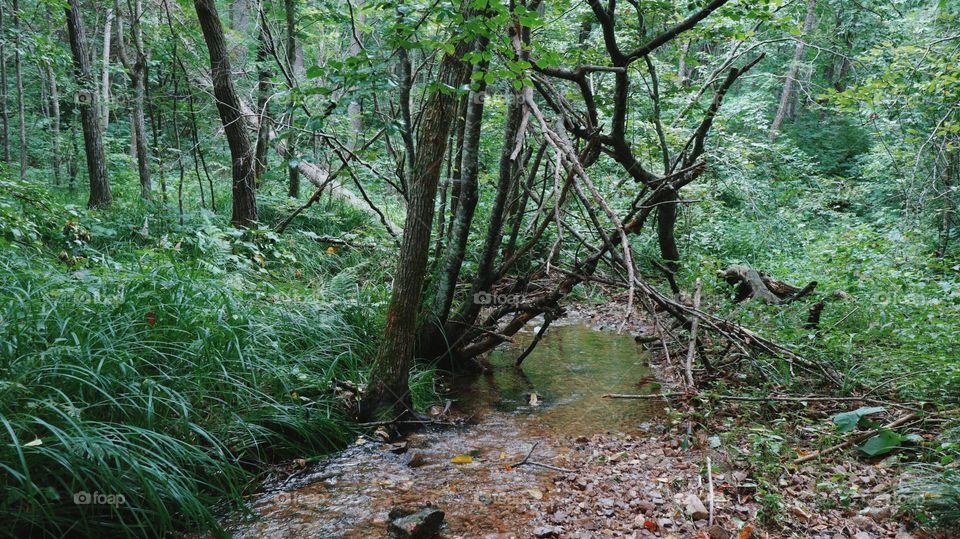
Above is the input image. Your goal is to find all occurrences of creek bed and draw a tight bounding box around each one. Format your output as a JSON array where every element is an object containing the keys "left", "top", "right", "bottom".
[{"left": 229, "top": 324, "right": 662, "bottom": 537}]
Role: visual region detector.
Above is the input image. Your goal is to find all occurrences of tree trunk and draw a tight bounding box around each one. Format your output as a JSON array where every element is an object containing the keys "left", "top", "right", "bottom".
[
  {"left": 13, "top": 0, "right": 26, "bottom": 180},
  {"left": 117, "top": 0, "right": 154, "bottom": 200},
  {"left": 254, "top": 11, "right": 271, "bottom": 183},
  {"left": 769, "top": 0, "right": 816, "bottom": 141},
  {"left": 68, "top": 114, "right": 78, "bottom": 190},
  {"left": 359, "top": 26, "right": 472, "bottom": 422},
  {"left": 433, "top": 38, "right": 489, "bottom": 323},
  {"left": 194, "top": 0, "right": 258, "bottom": 227},
  {"left": 656, "top": 188, "right": 681, "bottom": 271},
  {"left": 231, "top": 0, "right": 250, "bottom": 31},
  {"left": 47, "top": 65, "right": 62, "bottom": 186},
  {"left": 285, "top": 0, "right": 299, "bottom": 197},
  {"left": 65, "top": 0, "right": 112, "bottom": 208},
  {"left": 0, "top": 2, "right": 7, "bottom": 163},
  {"left": 100, "top": 8, "right": 114, "bottom": 133},
  {"left": 347, "top": 0, "right": 365, "bottom": 146}
]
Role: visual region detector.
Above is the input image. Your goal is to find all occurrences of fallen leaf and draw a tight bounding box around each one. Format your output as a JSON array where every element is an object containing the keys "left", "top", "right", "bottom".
[
  {"left": 738, "top": 524, "right": 754, "bottom": 539},
  {"left": 145, "top": 311, "right": 156, "bottom": 327},
  {"left": 24, "top": 438, "right": 42, "bottom": 447},
  {"left": 451, "top": 455, "right": 473, "bottom": 464},
  {"left": 528, "top": 488, "right": 543, "bottom": 500}
]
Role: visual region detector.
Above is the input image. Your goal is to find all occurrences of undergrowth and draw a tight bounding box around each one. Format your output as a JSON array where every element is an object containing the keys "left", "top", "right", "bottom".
[{"left": 0, "top": 175, "right": 431, "bottom": 537}]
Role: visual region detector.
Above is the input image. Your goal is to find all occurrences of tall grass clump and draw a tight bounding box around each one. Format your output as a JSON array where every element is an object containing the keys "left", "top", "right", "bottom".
[{"left": 0, "top": 177, "right": 407, "bottom": 537}]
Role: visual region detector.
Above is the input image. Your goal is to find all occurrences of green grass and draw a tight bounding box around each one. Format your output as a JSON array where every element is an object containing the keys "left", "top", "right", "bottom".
[{"left": 0, "top": 174, "right": 430, "bottom": 537}]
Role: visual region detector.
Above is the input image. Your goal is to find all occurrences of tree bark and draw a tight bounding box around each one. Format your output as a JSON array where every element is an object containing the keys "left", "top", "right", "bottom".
[
  {"left": 769, "top": 0, "right": 816, "bottom": 141},
  {"left": 117, "top": 0, "right": 152, "bottom": 200},
  {"left": 285, "top": 0, "right": 300, "bottom": 197},
  {"left": 13, "top": 0, "right": 26, "bottom": 180},
  {"left": 0, "top": 2, "right": 7, "bottom": 163},
  {"left": 253, "top": 9, "right": 271, "bottom": 184},
  {"left": 100, "top": 8, "right": 114, "bottom": 133},
  {"left": 433, "top": 37, "right": 489, "bottom": 323},
  {"left": 65, "top": 0, "right": 112, "bottom": 208},
  {"left": 194, "top": 0, "right": 258, "bottom": 227},
  {"left": 347, "top": 0, "right": 365, "bottom": 146},
  {"left": 47, "top": 65, "right": 62, "bottom": 185},
  {"left": 359, "top": 22, "right": 472, "bottom": 421}
]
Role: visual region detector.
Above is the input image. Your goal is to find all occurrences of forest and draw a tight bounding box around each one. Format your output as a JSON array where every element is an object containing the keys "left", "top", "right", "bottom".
[{"left": 0, "top": 0, "right": 958, "bottom": 537}]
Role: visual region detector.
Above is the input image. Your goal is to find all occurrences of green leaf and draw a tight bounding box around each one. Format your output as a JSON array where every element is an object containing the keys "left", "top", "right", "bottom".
[
  {"left": 832, "top": 406, "right": 885, "bottom": 433},
  {"left": 858, "top": 430, "right": 905, "bottom": 457}
]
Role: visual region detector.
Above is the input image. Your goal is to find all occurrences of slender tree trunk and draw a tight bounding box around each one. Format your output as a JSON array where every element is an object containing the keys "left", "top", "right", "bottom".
[
  {"left": 769, "top": 0, "right": 816, "bottom": 141},
  {"left": 943, "top": 149, "right": 957, "bottom": 254},
  {"left": 68, "top": 113, "right": 78, "bottom": 190},
  {"left": 100, "top": 8, "right": 114, "bottom": 133},
  {"left": 66, "top": 0, "right": 112, "bottom": 208},
  {"left": 14, "top": 0, "right": 27, "bottom": 180},
  {"left": 395, "top": 1, "right": 415, "bottom": 191},
  {"left": 253, "top": 8, "right": 271, "bottom": 183},
  {"left": 285, "top": 0, "right": 300, "bottom": 197},
  {"left": 678, "top": 39, "right": 691, "bottom": 86},
  {"left": 433, "top": 38, "right": 489, "bottom": 323},
  {"left": 446, "top": 94, "right": 468, "bottom": 237},
  {"left": 0, "top": 2, "right": 7, "bottom": 163},
  {"left": 47, "top": 65, "right": 62, "bottom": 185},
  {"left": 194, "top": 0, "right": 258, "bottom": 226},
  {"left": 125, "top": 0, "right": 152, "bottom": 200},
  {"left": 231, "top": 0, "right": 250, "bottom": 31},
  {"left": 359, "top": 24, "right": 472, "bottom": 421},
  {"left": 347, "top": 0, "right": 365, "bottom": 146},
  {"left": 656, "top": 191, "right": 681, "bottom": 272}
]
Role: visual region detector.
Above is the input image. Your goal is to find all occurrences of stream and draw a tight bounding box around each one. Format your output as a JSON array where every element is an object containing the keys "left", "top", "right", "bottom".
[{"left": 230, "top": 323, "right": 662, "bottom": 538}]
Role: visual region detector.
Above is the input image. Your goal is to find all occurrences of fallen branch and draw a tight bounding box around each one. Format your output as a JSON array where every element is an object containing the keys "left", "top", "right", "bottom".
[
  {"left": 602, "top": 392, "right": 920, "bottom": 411},
  {"left": 684, "top": 278, "right": 702, "bottom": 389},
  {"left": 706, "top": 455, "right": 715, "bottom": 526},
  {"left": 511, "top": 441, "right": 575, "bottom": 474},
  {"left": 793, "top": 412, "right": 919, "bottom": 465}
]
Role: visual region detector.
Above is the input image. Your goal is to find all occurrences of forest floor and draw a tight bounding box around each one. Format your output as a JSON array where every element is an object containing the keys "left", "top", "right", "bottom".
[{"left": 525, "top": 301, "right": 931, "bottom": 539}]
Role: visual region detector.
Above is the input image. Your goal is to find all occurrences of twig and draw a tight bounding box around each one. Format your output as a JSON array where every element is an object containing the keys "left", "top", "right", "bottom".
[
  {"left": 511, "top": 441, "right": 540, "bottom": 467},
  {"left": 603, "top": 393, "right": 671, "bottom": 400},
  {"left": 684, "top": 278, "right": 702, "bottom": 389},
  {"left": 706, "top": 455, "right": 714, "bottom": 526},
  {"left": 602, "top": 393, "right": 921, "bottom": 411},
  {"left": 510, "top": 441, "right": 575, "bottom": 473},
  {"left": 793, "top": 412, "right": 919, "bottom": 464}
]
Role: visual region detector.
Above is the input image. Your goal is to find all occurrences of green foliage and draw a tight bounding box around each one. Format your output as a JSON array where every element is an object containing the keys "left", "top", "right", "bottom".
[
  {"left": 832, "top": 406, "right": 885, "bottom": 433},
  {"left": 0, "top": 184, "right": 428, "bottom": 537}
]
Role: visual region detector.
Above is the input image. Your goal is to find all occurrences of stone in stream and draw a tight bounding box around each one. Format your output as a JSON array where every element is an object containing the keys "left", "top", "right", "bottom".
[{"left": 388, "top": 506, "right": 445, "bottom": 538}]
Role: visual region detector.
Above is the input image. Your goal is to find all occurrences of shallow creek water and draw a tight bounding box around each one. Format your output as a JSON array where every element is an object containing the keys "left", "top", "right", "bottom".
[{"left": 231, "top": 324, "right": 662, "bottom": 538}]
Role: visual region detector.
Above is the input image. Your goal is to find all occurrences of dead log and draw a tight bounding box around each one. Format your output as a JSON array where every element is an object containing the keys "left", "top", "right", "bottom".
[
  {"left": 720, "top": 264, "right": 816, "bottom": 304},
  {"left": 805, "top": 300, "right": 825, "bottom": 330}
]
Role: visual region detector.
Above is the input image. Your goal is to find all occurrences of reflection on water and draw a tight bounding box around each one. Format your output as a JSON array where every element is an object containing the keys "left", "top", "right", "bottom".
[
  {"left": 229, "top": 324, "right": 661, "bottom": 538},
  {"left": 455, "top": 324, "right": 662, "bottom": 436}
]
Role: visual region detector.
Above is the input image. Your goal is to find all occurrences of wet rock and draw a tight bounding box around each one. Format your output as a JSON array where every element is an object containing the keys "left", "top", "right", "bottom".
[
  {"left": 684, "top": 493, "right": 709, "bottom": 520},
  {"left": 388, "top": 506, "right": 445, "bottom": 538}
]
